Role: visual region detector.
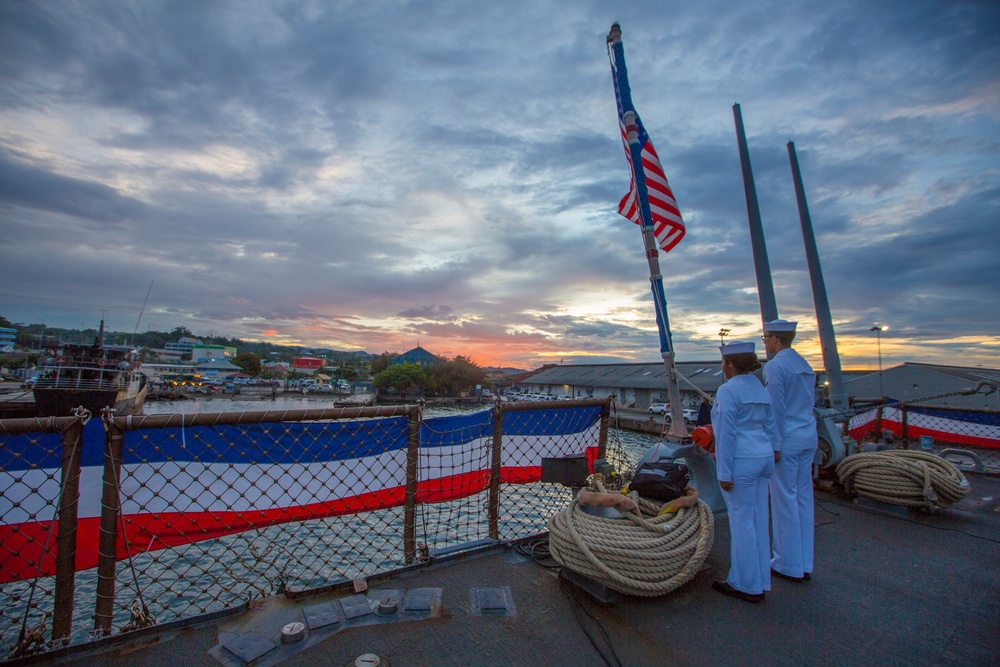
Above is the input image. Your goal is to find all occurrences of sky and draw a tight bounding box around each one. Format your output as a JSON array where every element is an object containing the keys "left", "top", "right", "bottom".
[{"left": 1, "top": 0, "right": 998, "bottom": 372}]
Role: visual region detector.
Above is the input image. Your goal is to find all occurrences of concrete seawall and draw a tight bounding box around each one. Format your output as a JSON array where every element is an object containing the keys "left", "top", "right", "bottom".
[{"left": 613, "top": 409, "right": 679, "bottom": 436}]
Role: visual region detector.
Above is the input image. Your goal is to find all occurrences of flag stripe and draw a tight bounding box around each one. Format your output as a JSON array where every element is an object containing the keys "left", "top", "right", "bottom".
[
  {"left": 615, "top": 103, "right": 686, "bottom": 253},
  {"left": 0, "top": 407, "right": 602, "bottom": 583},
  {"left": 848, "top": 406, "right": 1000, "bottom": 450}
]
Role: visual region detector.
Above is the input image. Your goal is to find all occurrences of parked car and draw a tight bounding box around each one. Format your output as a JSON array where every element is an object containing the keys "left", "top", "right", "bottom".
[{"left": 649, "top": 405, "right": 699, "bottom": 423}]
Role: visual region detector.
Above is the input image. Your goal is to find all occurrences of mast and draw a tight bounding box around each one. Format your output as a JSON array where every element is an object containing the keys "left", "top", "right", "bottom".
[
  {"left": 733, "top": 103, "right": 779, "bottom": 354},
  {"left": 787, "top": 142, "right": 848, "bottom": 412},
  {"left": 607, "top": 23, "right": 687, "bottom": 437}
]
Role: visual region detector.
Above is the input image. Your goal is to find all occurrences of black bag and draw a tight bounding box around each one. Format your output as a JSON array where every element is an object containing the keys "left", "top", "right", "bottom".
[{"left": 630, "top": 461, "right": 692, "bottom": 502}]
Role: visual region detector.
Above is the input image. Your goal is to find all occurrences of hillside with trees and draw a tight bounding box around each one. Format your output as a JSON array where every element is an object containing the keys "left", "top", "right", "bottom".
[{"left": 0, "top": 318, "right": 372, "bottom": 365}]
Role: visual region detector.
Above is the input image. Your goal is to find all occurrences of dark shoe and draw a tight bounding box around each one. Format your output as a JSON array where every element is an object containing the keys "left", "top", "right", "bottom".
[
  {"left": 712, "top": 580, "right": 765, "bottom": 604},
  {"left": 771, "top": 568, "right": 807, "bottom": 582},
  {"left": 803, "top": 572, "right": 811, "bottom": 581}
]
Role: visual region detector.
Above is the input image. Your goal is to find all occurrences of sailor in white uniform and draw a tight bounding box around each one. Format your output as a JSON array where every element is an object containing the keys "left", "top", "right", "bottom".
[
  {"left": 762, "top": 319, "right": 818, "bottom": 582},
  {"left": 711, "top": 341, "right": 777, "bottom": 603}
]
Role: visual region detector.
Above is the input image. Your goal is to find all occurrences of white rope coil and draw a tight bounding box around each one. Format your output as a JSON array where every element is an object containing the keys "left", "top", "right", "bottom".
[
  {"left": 547, "top": 494, "right": 714, "bottom": 597},
  {"left": 836, "top": 450, "right": 970, "bottom": 509}
]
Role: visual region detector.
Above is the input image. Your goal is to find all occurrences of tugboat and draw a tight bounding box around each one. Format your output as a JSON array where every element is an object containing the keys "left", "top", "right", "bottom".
[{"left": 31, "top": 321, "right": 148, "bottom": 417}]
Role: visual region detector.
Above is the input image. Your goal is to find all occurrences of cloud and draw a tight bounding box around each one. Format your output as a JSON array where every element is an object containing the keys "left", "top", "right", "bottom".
[{"left": 1, "top": 0, "right": 998, "bottom": 371}]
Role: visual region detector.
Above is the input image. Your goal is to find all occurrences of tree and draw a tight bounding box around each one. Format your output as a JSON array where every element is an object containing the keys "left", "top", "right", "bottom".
[
  {"left": 170, "top": 326, "right": 194, "bottom": 339},
  {"left": 370, "top": 351, "right": 398, "bottom": 376},
  {"left": 340, "top": 364, "right": 363, "bottom": 382},
  {"left": 428, "top": 355, "right": 486, "bottom": 396},
  {"left": 233, "top": 352, "right": 261, "bottom": 376},
  {"left": 373, "top": 364, "right": 429, "bottom": 397}
]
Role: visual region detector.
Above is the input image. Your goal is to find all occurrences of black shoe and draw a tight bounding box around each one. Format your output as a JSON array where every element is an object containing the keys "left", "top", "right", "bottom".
[
  {"left": 803, "top": 572, "right": 811, "bottom": 581},
  {"left": 771, "top": 568, "right": 807, "bottom": 582},
  {"left": 712, "top": 580, "right": 765, "bottom": 604}
]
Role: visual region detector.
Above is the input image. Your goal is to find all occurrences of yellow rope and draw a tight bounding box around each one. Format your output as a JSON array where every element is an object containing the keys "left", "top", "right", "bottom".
[
  {"left": 548, "top": 491, "right": 714, "bottom": 597},
  {"left": 835, "top": 450, "right": 970, "bottom": 509}
]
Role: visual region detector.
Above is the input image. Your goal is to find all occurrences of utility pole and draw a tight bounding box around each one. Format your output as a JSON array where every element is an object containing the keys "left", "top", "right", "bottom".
[{"left": 870, "top": 325, "right": 888, "bottom": 397}]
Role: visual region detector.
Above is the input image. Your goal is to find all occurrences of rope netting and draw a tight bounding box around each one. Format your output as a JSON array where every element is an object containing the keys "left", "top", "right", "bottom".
[
  {"left": 494, "top": 404, "right": 606, "bottom": 541},
  {"left": 0, "top": 414, "right": 88, "bottom": 658},
  {"left": 0, "top": 399, "right": 614, "bottom": 659},
  {"left": 108, "top": 409, "right": 416, "bottom": 637},
  {"left": 848, "top": 403, "right": 1000, "bottom": 473}
]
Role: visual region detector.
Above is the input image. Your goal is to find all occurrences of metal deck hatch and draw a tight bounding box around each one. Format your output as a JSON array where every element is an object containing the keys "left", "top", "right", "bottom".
[{"left": 303, "top": 601, "right": 340, "bottom": 630}]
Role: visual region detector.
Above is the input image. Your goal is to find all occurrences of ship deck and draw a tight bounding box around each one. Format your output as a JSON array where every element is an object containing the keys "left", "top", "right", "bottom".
[{"left": 34, "top": 474, "right": 1000, "bottom": 667}]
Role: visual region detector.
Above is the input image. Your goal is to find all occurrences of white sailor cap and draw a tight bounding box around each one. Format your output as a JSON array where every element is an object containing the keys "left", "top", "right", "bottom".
[
  {"left": 763, "top": 319, "right": 797, "bottom": 333},
  {"left": 719, "top": 341, "right": 755, "bottom": 356}
]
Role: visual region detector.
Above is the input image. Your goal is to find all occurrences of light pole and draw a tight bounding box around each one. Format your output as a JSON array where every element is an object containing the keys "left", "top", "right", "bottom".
[
  {"left": 870, "top": 325, "right": 888, "bottom": 396},
  {"left": 718, "top": 328, "right": 731, "bottom": 346}
]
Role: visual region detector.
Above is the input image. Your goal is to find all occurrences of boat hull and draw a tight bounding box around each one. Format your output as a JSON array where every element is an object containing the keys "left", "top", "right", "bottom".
[{"left": 33, "top": 383, "right": 147, "bottom": 418}]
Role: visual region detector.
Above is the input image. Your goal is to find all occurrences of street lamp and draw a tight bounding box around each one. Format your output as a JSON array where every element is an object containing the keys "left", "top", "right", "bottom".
[
  {"left": 870, "top": 325, "right": 888, "bottom": 396},
  {"left": 718, "top": 328, "right": 731, "bottom": 346}
]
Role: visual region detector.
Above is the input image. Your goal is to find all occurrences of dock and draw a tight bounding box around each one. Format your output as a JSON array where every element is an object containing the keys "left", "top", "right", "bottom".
[{"left": 0, "top": 385, "right": 35, "bottom": 419}]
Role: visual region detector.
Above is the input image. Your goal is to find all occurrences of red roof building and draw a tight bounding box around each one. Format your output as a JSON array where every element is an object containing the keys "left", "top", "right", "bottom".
[{"left": 293, "top": 357, "right": 324, "bottom": 375}]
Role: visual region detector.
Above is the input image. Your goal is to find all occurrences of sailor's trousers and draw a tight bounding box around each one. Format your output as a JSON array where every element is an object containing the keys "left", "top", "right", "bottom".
[
  {"left": 770, "top": 447, "right": 815, "bottom": 578},
  {"left": 722, "top": 456, "right": 774, "bottom": 595}
]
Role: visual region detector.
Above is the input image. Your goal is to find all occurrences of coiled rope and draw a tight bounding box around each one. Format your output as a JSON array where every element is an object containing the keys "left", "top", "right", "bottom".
[
  {"left": 548, "top": 490, "right": 714, "bottom": 597},
  {"left": 835, "top": 450, "right": 970, "bottom": 509}
]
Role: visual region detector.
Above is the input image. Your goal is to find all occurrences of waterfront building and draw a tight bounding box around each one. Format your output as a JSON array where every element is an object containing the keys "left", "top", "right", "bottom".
[
  {"left": 165, "top": 337, "right": 203, "bottom": 354},
  {"left": 144, "top": 348, "right": 184, "bottom": 363},
  {"left": 262, "top": 361, "right": 291, "bottom": 377},
  {"left": 196, "top": 359, "right": 243, "bottom": 380},
  {"left": 516, "top": 361, "right": 728, "bottom": 410},
  {"left": 836, "top": 362, "right": 1000, "bottom": 409},
  {"left": 136, "top": 363, "right": 199, "bottom": 383},
  {"left": 293, "top": 357, "right": 324, "bottom": 376},
  {"left": 519, "top": 360, "right": 999, "bottom": 412},
  {"left": 391, "top": 346, "right": 439, "bottom": 367},
  {"left": 0, "top": 328, "right": 15, "bottom": 352},
  {"left": 191, "top": 345, "right": 237, "bottom": 362}
]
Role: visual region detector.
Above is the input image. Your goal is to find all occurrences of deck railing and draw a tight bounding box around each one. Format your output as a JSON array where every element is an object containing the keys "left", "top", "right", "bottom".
[
  {"left": 848, "top": 402, "right": 999, "bottom": 449},
  {"left": 0, "top": 398, "right": 617, "bottom": 660},
  {"left": 32, "top": 364, "right": 134, "bottom": 391}
]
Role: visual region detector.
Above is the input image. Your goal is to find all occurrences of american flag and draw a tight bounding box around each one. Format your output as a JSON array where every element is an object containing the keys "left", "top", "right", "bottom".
[{"left": 614, "top": 86, "right": 685, "bottom": 253}]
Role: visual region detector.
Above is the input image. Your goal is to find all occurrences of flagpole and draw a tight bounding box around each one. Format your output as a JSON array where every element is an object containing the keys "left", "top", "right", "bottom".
[{"left": 607, "top": 23, "right": 688, "bottom": 439}]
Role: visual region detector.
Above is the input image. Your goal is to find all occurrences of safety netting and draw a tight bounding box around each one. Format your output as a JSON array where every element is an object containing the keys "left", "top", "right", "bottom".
[{"left": 0, "top": 399, "right": 612, "bottom": 659}]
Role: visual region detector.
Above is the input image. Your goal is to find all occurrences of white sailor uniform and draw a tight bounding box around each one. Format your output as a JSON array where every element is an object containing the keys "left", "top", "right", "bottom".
[
  {"left": 712, "top": 374, "right": 777, "bottom": 596},
  {"left": 764, "top": 346, "right": 818, "bottom": 579}
]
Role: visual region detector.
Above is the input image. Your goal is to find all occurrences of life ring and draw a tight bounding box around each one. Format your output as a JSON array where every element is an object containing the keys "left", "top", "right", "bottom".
[
  {"left": 98, "top": 359, "right": 107, "bottom": 367},
  {"left": 691, "top": 424, "right": 715, "bottom": 455}
]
